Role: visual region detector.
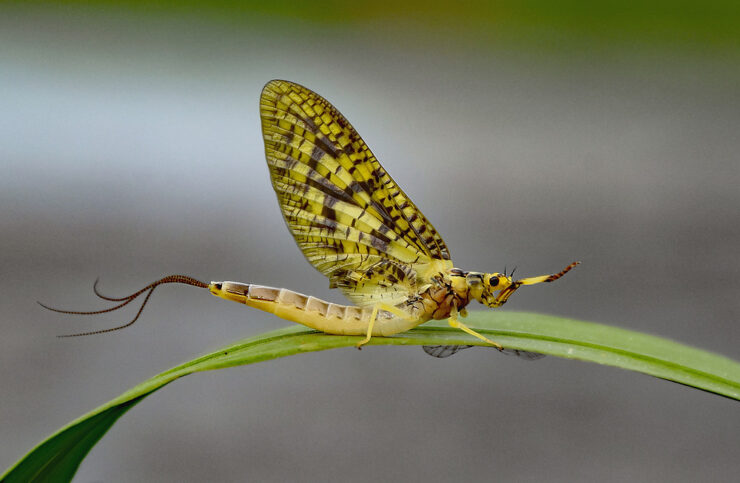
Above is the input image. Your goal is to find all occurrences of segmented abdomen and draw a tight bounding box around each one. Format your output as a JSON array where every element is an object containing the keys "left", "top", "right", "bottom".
[{"left": 212, "top": 281, "right": 418, "bottom": 336}]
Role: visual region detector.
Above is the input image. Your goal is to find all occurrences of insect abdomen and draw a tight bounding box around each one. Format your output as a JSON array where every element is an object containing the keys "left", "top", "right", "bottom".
[{"left": 209, "top": 281, "right": 400, "bottom": 335}]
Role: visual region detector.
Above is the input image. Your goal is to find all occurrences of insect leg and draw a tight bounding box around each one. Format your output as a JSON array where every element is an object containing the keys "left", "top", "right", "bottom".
[
  {"left": 516, "top": 261, "right": 580, "bottom": 286},
  {"left": 448, "top": 308, "right": 503, "bottom": 350},
  {"left": 356, "top": 305, "right": 379, "bottom": 349},
  {"left": 356, "top": 303, "right": 416, "bottom": 349},
  {"left": 492, "top": 261, "right": 581, "bottom": 307}
]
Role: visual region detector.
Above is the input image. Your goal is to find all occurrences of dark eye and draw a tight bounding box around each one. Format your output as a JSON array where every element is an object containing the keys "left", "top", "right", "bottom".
[{"left": 488, "top": 276, "right": 499, "bottom": 287}]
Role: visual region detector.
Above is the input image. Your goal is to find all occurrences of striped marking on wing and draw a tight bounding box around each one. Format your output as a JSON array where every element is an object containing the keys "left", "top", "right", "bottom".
[{"left": 260, "top": 80, "right": 451, "bottom": 304}]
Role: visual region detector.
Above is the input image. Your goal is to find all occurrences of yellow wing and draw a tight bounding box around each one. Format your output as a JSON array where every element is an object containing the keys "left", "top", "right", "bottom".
[{"left": 259, "top": 80, "right": 452, "bottom": 306}]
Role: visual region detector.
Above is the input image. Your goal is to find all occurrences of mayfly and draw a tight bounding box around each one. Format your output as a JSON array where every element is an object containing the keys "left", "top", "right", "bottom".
[{"left": 42, "top": 80, "right": 579, "bottom": 356}]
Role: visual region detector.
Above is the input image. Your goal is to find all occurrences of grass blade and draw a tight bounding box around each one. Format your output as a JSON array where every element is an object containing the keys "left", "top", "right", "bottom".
[{"left": 4, "top": 311, "right": 739, "bottom": 481}]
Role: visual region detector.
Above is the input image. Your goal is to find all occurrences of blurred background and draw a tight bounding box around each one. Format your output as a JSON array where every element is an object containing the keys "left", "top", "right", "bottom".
[{"left": 2, "top": 1, "right": 739, "bottom": 481}]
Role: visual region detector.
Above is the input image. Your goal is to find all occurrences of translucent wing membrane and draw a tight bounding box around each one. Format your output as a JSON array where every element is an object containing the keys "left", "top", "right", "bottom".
[
  {"left": 500, "top": 349, "right": 546, "bottom": 360},
  {"left": 260, "top": 80, "right": 452, "bottom": 306},
  {"left": 422, "top": 345, "right": 474, "bottom": 358},
  {"left": 422, "top": 345, "right": 546, "bottom": 360}
]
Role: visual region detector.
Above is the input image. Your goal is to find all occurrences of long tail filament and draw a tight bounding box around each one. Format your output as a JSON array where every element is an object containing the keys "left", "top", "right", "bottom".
[{"left": 39, "top": 275, "right": 209, "bottom": 337}]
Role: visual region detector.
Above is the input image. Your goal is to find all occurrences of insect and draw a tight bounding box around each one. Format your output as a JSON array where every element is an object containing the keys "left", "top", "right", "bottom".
[{"left": 42, "top": 80, "right": 579, "bottom": 356}]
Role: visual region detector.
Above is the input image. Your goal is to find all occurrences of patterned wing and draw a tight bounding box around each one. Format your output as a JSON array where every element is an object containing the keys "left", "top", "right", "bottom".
[
  {"left": 422, "top": 345, "right": 473, "bottom": 358},
  {"left": 260, "top": 80, "right": 452, "bottom": 306},
  {"left": 422, "top": 345, "right": 546, "bottom": 360}
]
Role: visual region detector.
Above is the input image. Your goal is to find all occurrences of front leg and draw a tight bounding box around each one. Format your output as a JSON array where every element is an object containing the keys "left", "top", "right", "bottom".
[{"left": 447, "top": 306, "right": 503, "bottom": 351}]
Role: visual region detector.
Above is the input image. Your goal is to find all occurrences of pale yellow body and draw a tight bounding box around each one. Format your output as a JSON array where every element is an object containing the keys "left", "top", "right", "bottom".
[
  {"left": 209, "top": 261, "right": 578, "bottom": 349},
  {"left": 43, "top": 80, "right": 579, "bottom": 344},
  {"left": 210, "top": 282, "right": 427, "bottom": 337}
]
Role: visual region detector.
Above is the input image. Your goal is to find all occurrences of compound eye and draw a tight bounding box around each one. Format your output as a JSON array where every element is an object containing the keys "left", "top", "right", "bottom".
[{"left": 488, "top": 276, "right": 499, "bottom": 287}]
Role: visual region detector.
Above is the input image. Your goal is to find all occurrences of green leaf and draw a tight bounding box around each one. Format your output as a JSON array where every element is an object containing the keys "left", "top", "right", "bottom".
[{"left": 4, "top": 311, "right": 740, "bottom": 481}]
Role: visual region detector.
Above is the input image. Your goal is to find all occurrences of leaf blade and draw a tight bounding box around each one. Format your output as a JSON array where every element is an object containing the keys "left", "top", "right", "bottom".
[{"left": 4, "top": 311, "right": 739, "bottom": 481}]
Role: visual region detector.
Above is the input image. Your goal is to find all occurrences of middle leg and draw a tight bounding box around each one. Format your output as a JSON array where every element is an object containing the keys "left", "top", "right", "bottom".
[{"left": 447, "top": 307, "right": 503, "bottom": 350}]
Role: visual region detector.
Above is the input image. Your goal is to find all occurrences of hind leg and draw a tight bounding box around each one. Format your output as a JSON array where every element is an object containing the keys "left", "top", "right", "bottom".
[{"left": 356, "top": 303, "right": 415, "bottom": 349}]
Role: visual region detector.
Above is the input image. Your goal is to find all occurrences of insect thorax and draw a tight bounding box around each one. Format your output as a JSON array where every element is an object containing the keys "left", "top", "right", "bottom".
[{"left": 412, "top": 269, "right": 472, "bottom": 321}]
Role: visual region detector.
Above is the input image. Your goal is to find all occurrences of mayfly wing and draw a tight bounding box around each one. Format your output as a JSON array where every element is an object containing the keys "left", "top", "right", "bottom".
[
  {"left": 422, "top": 345, "right": 474, "bottom": 358},
  {"left": 500, "top": 349, "right": 546, "bottom": 360},
  {"left": 260, "top": 80, "right": 452, "bottom": 306},
  {"left": 422, "top": 345, "right": 546, "bottom": 360}
]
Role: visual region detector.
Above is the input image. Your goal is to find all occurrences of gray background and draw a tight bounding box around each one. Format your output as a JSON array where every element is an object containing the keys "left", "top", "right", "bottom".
[{"left": 2, "top": 4, "right": 739, "bottom": 482}]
